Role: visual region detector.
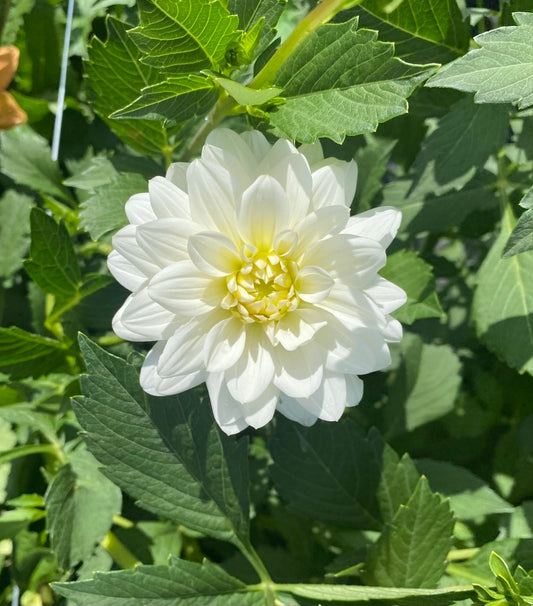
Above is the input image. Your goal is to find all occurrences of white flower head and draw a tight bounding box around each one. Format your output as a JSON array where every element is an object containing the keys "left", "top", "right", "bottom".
[{"left": 108, "top": 129, "right": 406, "bottom": 435}]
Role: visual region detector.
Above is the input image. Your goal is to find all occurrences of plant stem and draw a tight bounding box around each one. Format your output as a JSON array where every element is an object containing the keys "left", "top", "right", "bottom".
[
  {"left": 446, "top": 547, "right": 479, "bottom": 562},
  {"left": 101, "top": 531, "right": 139, "bottom": 569},
  {"left": 239, "top": 541, "right": 276, "bottom": 606}
]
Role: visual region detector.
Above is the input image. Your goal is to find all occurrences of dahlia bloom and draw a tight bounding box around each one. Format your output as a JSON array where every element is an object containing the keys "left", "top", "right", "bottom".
[{"left": 108, "top": 129, "right": 406, "bottom": 434}]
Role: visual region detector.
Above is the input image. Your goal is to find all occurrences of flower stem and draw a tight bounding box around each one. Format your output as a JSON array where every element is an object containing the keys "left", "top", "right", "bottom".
[{"left": 101, "top": 531, "right": 139, "bottom": 569}]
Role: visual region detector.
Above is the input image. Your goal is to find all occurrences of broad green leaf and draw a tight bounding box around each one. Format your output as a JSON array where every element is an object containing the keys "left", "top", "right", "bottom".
[
  {"left": 0, "top": 0, "right": 34, "bottom": 45},
  {"left": 86, "top": 16, "right": 176, "bottom": 156},
  {"left": 80, "top": 173, "right": 147, "bottom": 240},
  {"left": 0, "top": 327, "right": 67, "bottom": 379},
  {"left": 281, "top": 583, "right": 473, "bottom": 604},
  {"left": 503, "top": 209, "right": 533, "bottom": 257},
  {"left": 408, "top": 96, "right": 509, "bottom": 196},
  {"left": 0, "top": 507, "right": 45, "bottom": 540},
  {"left": 24, "top": 208, "right": 81, "bottom": 299},
  {"left": 426, "top": 15, "right": 533, "bottom": 109},
  {"left": 0, "top": 190, "right": 32, "bottom": 282},
  {"left": 74, "top": 335, "right": 250, "bottom": 548},
  {"left": 269, "top": 19, "right": 434, "bottom": 143},
  {"left": 211, "top": 76, "right": 282, "bottom": 107},
  {"left": 386, "top": 333, "right": 462, "bottom": 435},
  {"left": 0, "top": 125, "right": 71, "bottom": 202},
  {"left": 0, "top": 403, "right": 58, "bottom": 444},
  {"left": 130, "top": 0, "right": 240, "bottom": 72},
  {"left": 415, "top": 459, "right": 513, "bottom": 521},
  {"left": 385, "top": 170, "right": 498, "bottom": 234},
  {"left": 473, "top": 205, "right": 533, "bottom": 375},
  {"left": 380, "top": 250, "right": 443, "bottom": 324},
  {"left": 45, "top": 449, "right": 121, "bottom": 569},
  {"left": 227, "top": 0, "right": 285, "bottom": 56},
  {"left": 270, "top": 417, "right": 382, "bottom": 529},
  {"left": 137, "top": 521, "right": 183, "bottom": 566},
  {"left": 54, "top": 557, "right": 264, "bottom": 606},
  {"left": 345, "top": 0, "right": 469, "bottom": 63},
  {"left": 63, "top": 155, "right": 119, "bottom": 192},
  {"left": 112, "top": 74, "right": 217, "bottom": 125},
  {"left": 365, "top": 477, "right": 454, "bottom": 588}
]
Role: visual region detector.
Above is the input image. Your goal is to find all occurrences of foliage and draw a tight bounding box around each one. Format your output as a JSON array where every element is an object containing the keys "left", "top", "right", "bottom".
[{"left": 0, "top": 0, "right": 533, "bottom": 605}]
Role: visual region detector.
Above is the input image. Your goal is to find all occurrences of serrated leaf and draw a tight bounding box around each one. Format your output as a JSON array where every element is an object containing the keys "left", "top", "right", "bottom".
[
  {"left": 427, "top": 15, "right": 533, "bottom": 109},
  {"left": 130, "top": 0, "right": 240, "bottom": 72},
  {"left": 346, "top": 0, "right": 469, "bottom": 63},
  {"left": 228, "top": 0, "right": 285, "bottom": 57},
  {"left": 79, "top": 173, "right": 147, "bottom": 240},
  {"left": 380, "top": 251, "right": 443, "bottom": 324},
  {"left": 503, "top": 208, "right": 533, "bottom": 257},
  {"left": 0, "top": 190, "right": 33, "bottom": 281},
  {"left": 86, "top": 16, "right": 176, "bottom": 156},
  {"left": 474, "top": 205, "right": 533, "bottom": 375},
  {"left": 409, "top": 96, "right": 509, "bottom": 196},
  {"left": 53, "top": 557, "right": 264, "bottom": 606},
  {"left": 0, "top": 125, "right": 71, "bottom": 202},
  {"left": 365, "top": 477, "right": 454, "bottom": 588},
  {"left": 0, "top": 327, "right": 67, "bottom": 379},
  {"left": 45, "top": 449, "right": 121, "bottom": 569},
  {"left": 415, "top": 459, "right": 513, "bottom": 520},
  {"left": 24, "top": 208, "right": 81, "bottom": 299},
  {"left": 270, "top": 417, "right": 382, "bottom": 529},
  {"left": 113, "top": 75, "right": 217, "bottom": 125},
  {"left": 63, "top": 155, "right": 119, "bottom": 191},
  {"left": 74, "top": 335, "right": 250, "bottom": 548},
  {"left": 386, "top": 333, "right": 462, "bottom": 435},
  {"left": 269, "top": 19, "right": 434, "bottom": 143}
]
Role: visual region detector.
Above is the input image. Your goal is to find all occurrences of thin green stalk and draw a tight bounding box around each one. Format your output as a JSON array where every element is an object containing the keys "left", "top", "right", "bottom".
[
  {"left": 238, "top": 540, "right": 276, "bottom": 606},
  {"left": 446, "top": 547, "right": 479, "bottom": 562},
  {"left": 101, "top": 531, "right": 139, "bottom": 569},
  {"left": 0, "top": 443, "right": 60, "bottom": 466}
]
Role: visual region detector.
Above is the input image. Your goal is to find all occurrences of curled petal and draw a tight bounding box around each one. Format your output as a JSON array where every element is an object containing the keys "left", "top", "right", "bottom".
[
  {"left": 365, "top": 276, "right": 407, "bottom": 314},
  {"left": 125, "top": 193, "right": 156, "bottom": 225},
  {"left": 107, "top": 250, "right": 147, "bottom": 292},
  {"left": 343, "top": 206, "right": 401, "bottom": 248},
  {"left": 311, "top": 158, "right": 358, "bottom": 209},
  {"left": 295, "top": 266, "right": 334, "bottom": 304}
]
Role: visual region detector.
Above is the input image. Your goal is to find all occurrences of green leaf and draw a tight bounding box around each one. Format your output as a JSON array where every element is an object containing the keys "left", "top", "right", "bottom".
[
  {"left": 269, "top": 19, "right": 434, "bottom": 143},
  {"left": 45, "top": 449, "right": 121, "bottom": 570},
  {"left": 227, "top": 0, "right": 285, "bottom": 57},
  {"left": 24, "top": 208, "right": 81, "bottom": 299},
  {"left": 80, "top": 173, "right": 147, "bottom": 240},
  {"left": 129, "top": 0, "right": 240, "bottom": 72},
  {"left": 53, "top": 557, "right": 264, "bottom": 606},
  {"left": 380, "top": 251, "right": 443, "bottom": 324},
  {"left": 0, "top": 403, "right": 58, "bottom": 444},
  {"left": 0, "top": 0, "right": 34, "bottom": 46},
  {"left": 0, "top": 190, "right": 33, "bottom": 282},
  {"left": 63, "top": 155, "right": 119, "bottom": 192},
  {"left": 86, "top": 16, "right": 176, "bottom": 156},
  {"left": 503, "top": 209, "right": 533, "bottom": 257},
  {"left": 385, "top": 333, "right": 462, "bottom": 435},
  {"left": 211, "top": 75, "right": 282, "bottom": 107},
  {"left": 408, "top": 96, "right": 509, "bottom": 196},
  {"left": 345, "top": 0, "right": 469, "bottom": 63},
  {"left": 426, "top": 15, "right": 533, "bottom": 109},
  {"left": 473, "top": 205, "right": 533, "bottom": 375},
  {"left": 112, "top": 74, "right": 217, "bottom": 125},
  {"left": 74, "top": 335, "right": 250, "bottom": 548},
  {"left": 270, "top": 417, "right": 382, "bottom": 529},
  {"left": 364, "top": 477, "right": 454, "bottom": 588},
  {"left": 415, "top": 459, "right": 513, "bottom": 521},
  {"left": 0, "top": 125, "right": 72, "bottom": 202},
  {"left": 0, "top": 327, "right": 67, "bottom": 379}
]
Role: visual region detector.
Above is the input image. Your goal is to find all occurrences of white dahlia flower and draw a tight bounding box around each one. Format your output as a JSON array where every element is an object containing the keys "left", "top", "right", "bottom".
[{"left": 108, "top": 129, "right": 406, "bottom": 435}]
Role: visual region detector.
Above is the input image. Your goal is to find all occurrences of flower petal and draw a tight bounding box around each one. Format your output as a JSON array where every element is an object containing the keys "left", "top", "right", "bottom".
[
  {"left": 365, "top": 276, "right": 407, "bottom": 314},
  {"left": 298, "top": 141, "right": 324, "bottom": 167},
  {"left": 203, "top": 128, "right": 259, "bottom": 179},
  {"left": 107, "top": 250, "right": 147, "bottom": 292},
  {"left": 277, "top": 394, "right": 319, "bottom": 426},
  {"left": 311, "top": 158, "right": 358, "bottom": 209},
  {"left": 188, "top": 231, "right": 242, "bottom": 277},
  {"left": 274, "top": 343, "right": 325, "bottom": 398},
  {"left": 165, "top": 162, "right": 189, "bottom": 192},
  {"left": 346, "top": 374, "right": 364, "bottom": 407},
  {"left": 112, "top": 224, "right": 160, "bottom": 278},
  {"left": 292, "top": 205, "right": 349, "bottom": 259},
  {"left": 311, "top": 371, "right": 348, "bottom": 422},
  {"left": 149, "top": 176, "right": 191, "bottom": 220},
  {"left": 295, "top": 266, "right": 334, "bottom": 304},
  {"left": 125, "top": 193, "right": 156, "bottom": 224},
  {"left": 136, "top": 218, "right": 200, "bottom": 267},
  {"left": 382, "top": 316, "right": 403, "bottom": 342},
  {"left": 204, "top": 317, "right": 247, "bottom": 373},
  {"left": 238, "top": 175, "right": 290, "bottom": 249},
  {"left": 274, "top": 307, "right": 327, "bottom": 351},
  {"left": 343, "top": 206, "right": 401, "bottom": 248},
  {"left": 148, "top": 260, "right": 225, "bottom": 317}
]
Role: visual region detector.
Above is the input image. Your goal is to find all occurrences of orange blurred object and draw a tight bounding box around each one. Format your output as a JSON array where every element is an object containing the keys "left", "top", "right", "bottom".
[{"left": 0, "top": 46, "right": 28, "bottom": 129}]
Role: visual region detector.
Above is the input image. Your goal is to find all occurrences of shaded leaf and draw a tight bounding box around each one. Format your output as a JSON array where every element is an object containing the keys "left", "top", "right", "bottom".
[
  {"left": 503, "top": 208, "right": 533, "bottom": 257},
  {"left": 0, "top": 190, "right": 32, "bottom": 281}
]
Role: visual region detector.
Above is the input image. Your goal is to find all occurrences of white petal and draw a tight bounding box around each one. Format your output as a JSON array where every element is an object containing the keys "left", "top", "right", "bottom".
[
  {"left": 188, "top": 231, "right": 241, "bottom": 277},
  {"left": 278, "top": 394, "right": 319, "bottom": 426},
  {"left": 149, "top": 176, "right": 191, "bottom": 220},
  {"left": 295, "top": 266, "right": 334, "bottom": 304},
  {"left": 365, "top": 276, "right": 407, "bottom": 314},
  {"left": 165, "top": 162, "right": 189, "bottom": 192},
  {"left": 292, "top": 205, "right": 349, "bottom": 259},
  {"left": 382, "top": 316, "right": 403, "bottom": 342},
  {"left": 107, "top": 250, "right": 147, "bottom": 292},
  {"left": 240, "top": 130, "right": 271, "bottom": 162},
  {"left": 135, "top": 218, "right": 200, "bottom": 267},
  {"left": 238, "top": 175, "right": 289, "bottom": 249},
  {"left": 224, "top": 326, "right": 275, "bottom": 403},
  {"left": 346, "top": 374, "right": 364, "bottom": 407},
  {"left": 274, "top": 308, "right": 327, "bottom": 351},
  {"left": 204, "top": 317, "right": 246, "bottom": 372},
  {"left": 141, "top": 342, "right": 205, "bottom": 396},
  {"left": 187, "top": 159, "right": 241, "bottom": 242},
  {"left": 148, "top": 260, "right": 225, "bottom": 317},
  {"left": 204, "top": 128, "right": 259, "bottom": 179},
  {"left": 274, "top": 343, "right": 325, "bottom": 398},
  {"left": 242, "top": 385, "right": 278, "bottom": 429},
  {"left": 298, "top": 141, "right": 324, "bottom": 167},
  {"left": 343, "top": 207, "right": 401, "bottom": 248},
  {"left": 312, "top": 372, "right": 348, "bottom": 422},
  {"left": 113, "top": 288, "right": 177, "bottom": 341},
  {"left": 311, "top": 158, "right": 358, "bottom": 209},
  {"left": 112, "top": 225, "right": 160, "bottom": 278},
  {"left": 125, "top": 193, "right": 155, "bottom": 224}
]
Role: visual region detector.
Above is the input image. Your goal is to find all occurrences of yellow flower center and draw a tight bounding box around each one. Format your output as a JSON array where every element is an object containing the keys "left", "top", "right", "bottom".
[{"left": 221, "top": 244, "right": 299, "bottom": 323}]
